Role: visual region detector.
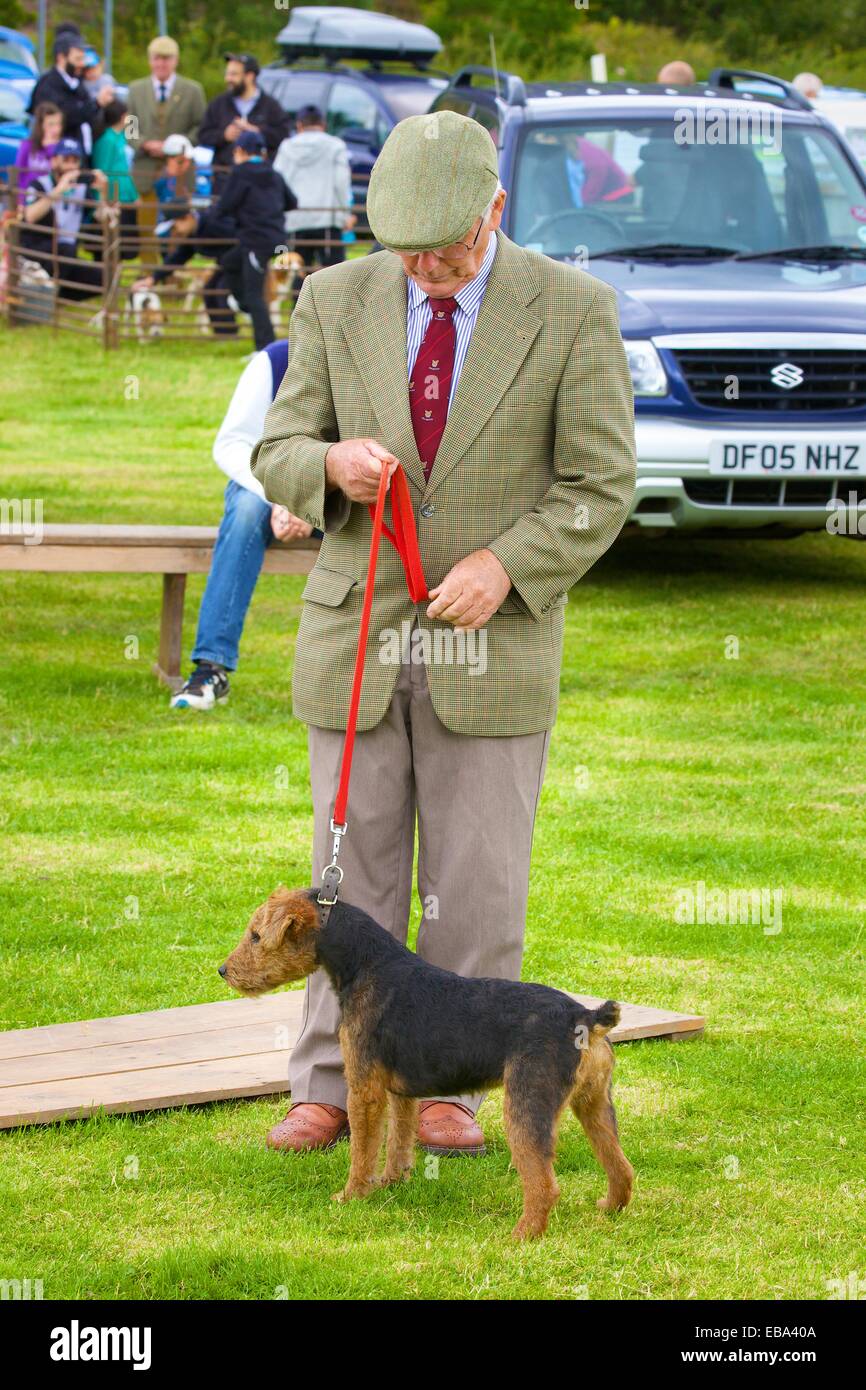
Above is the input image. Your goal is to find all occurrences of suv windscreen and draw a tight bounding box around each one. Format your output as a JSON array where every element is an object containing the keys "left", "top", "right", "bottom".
[
  {"left": 376, "top": 77, "right": 446, "bottom": 122},
  {"left": 259, "top": 70, "right": 329, "bottom": 122},
  {"left": 510, "top": 118, "right": 866, "bottom": 260}
]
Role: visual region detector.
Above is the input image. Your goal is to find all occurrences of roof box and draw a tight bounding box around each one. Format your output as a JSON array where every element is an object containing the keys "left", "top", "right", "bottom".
[{"left": 276, "top": 7, "right": 442, "bottom": 65}]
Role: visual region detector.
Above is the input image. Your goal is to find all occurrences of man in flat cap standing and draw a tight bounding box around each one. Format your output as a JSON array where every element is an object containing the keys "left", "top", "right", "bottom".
[
  {"left": 126, "top": 37, "right": 205, "bottom": 262},
  {"left": 252, "top": 111, "right": 636, "bottom": 1156}
]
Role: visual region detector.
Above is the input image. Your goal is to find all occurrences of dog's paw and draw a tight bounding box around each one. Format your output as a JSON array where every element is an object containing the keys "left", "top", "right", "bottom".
[
  {"left": 597, "top": 1191, "right": 630, "bottom": 1213},
  {"left": 331, "top": 1181, "right": 374, "bottom": 1203},
  {"left": 511, "top": 1218, "right": 546, "bottom": 1241},
  {"left": 378, "top": 1165, "right": 414, "bottom": 1187}
]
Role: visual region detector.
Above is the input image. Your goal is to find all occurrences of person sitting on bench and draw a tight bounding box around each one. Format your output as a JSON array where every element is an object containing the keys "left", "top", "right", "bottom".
[{"left": 171, "top": 340, "right": 322, "bottom": 710}]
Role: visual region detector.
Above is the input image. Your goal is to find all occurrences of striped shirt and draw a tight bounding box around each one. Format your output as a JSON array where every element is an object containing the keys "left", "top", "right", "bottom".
[{"left": 406, "top": 230, "right": 497, "bottom": 413}]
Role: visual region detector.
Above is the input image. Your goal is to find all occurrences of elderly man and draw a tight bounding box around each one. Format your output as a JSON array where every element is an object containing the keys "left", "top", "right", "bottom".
[
  {"left": 251, "top": 112, "right": 636, "bottom": 1156},
  {"left": 126, "top": 36, "right": 205, "bottom": 262}
]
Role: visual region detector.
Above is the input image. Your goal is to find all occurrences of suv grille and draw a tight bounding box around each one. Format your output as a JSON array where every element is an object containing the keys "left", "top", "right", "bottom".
[
  {"left": 673, "top": 349, "right": 866, "bottom": 412},
  {"left": 684, "top": 479, "right": 866, "bottom": 508}
]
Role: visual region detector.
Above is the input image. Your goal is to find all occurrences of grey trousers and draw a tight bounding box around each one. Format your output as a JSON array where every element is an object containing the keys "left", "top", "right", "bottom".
[{"left": 288, "top": 643, "right": 551, "bottom": 1113}]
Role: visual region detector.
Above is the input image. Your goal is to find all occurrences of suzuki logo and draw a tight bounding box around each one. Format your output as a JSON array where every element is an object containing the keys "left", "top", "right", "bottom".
[{"left": 770, "top": 361, "right": 804, "bottom": 390}]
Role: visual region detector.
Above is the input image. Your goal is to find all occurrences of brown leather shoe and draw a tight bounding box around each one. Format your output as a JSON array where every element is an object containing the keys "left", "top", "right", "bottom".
[
  {"left": 417, "top": 1101, "right": 485, "bottom": 1156},
  {"left": 266, "top": 1102, "right": 349, "bottom": 1152}
]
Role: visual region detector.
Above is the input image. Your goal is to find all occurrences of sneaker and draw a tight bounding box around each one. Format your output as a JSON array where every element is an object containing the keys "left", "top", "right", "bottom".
[{"left": 170, "top": 662, "right": 229, "bottom": 710}]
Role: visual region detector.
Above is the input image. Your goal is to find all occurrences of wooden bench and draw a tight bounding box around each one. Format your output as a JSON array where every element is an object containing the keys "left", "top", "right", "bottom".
[{"left": 0, "top": 523, "right": 320, "bottom": 689}]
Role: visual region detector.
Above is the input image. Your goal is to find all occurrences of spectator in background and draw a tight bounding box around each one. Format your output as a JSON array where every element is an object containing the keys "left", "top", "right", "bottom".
[
  {"left": 657, "top": 61, "right": 696, "bottom": 85},
  {"left": 27, "top": 34, "right": 115, "bottom": 154},
  {"left": 92, "top": 99, "right": 139, "bottom": 257},
  {"left": 198, "top": 52, "right": 288, "bottom": 193},
  {"left": 793, "top": 72, "right": 823, "bottom": 100},
  {"left": 14, "top": 102, "right": 63, "bottom": 197},
  {"left": 126, "top": 35, "right": 206, "bottom": 262},
  {"left": 168, "top": 339, "right": 319, "bottom": 711},
  {"left": 134, "top": 131, "right": 296, "bottom": 345},
  {"left": 154, "top": 133, "right": 196, "bottom": 223},
  {"left": 82, "top": 48, "right": 117, "bottom": 101},
  {"left": 274, "top": 104, "right": 353, "bottom": 287},
  {"left": 20, "top": 136, "right": 109, "bottom": 299},
  {"left": 215, "top": 131, "right": 297, "bottom": 350}
]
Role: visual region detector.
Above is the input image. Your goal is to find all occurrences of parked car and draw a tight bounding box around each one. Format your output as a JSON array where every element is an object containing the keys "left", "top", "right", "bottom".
[
  {"left": 0, "top": 25, "right": 35, "bottom": 146},
  {"left": 0, "top": 25, "right": 37, "bottom": 82},
  {"left": 259, "top": 7, "right": 447, "bottom": 208},
  {"left": 430, "top": 66, "right": 866, "bottom": 534},
  {"left": 813, "top": 86, "right": 866, "bottom": 175},
  {"left": 0, "top": 79, "right": 28, "bottom": 174}
]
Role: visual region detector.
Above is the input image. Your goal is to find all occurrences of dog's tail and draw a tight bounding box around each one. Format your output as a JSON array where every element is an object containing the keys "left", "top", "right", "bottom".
[{"left": 589, "top": 999, "right": 620, "bottom": 1038}]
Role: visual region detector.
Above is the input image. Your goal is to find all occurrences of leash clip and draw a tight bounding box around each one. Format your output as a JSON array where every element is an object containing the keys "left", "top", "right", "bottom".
[{"left": 317, "top": 818, "right": 348, "bottom": 907}]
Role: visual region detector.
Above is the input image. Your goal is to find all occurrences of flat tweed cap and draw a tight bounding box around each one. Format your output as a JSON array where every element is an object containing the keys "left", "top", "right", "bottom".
[{"left": 366, "top": 110, "right": 500, "bottom": 252}]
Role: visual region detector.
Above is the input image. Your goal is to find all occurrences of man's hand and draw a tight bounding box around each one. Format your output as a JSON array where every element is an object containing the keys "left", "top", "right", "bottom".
[
  {"left": 426, "top": 549, "right": 512, "bottom": 631},
  {"left": 271, "top": 505, "right": 313, "bottom": 541},
  {"left": 325, "top": 438, "right": 398, "bottom": 503},
  {"left": 223, "top": 121, "right": 240, "bottom": 143},
  {"left": 142, "top": 139, "right": 165, "bottom": 157},
  {"left": 96, "top": 85, "right": 116, "bottom": 107},
  {"left": 53, "top": 169, "right": 81, "bottom": 195}
]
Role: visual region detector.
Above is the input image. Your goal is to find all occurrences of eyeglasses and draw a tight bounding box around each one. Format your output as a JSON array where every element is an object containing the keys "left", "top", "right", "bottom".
[{"left": 394, "top": 218, "right": 483, "bottom": 262}]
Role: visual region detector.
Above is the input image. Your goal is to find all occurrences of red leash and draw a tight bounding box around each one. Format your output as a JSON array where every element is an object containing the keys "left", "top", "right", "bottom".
[{"left": 318, "top": 464, "right": 428, "bottom": 908}]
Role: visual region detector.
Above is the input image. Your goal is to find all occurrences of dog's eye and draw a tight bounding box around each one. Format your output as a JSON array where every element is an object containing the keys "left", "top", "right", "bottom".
[{"left": 250, "top": 931, "right": 261, "bottom": 944}]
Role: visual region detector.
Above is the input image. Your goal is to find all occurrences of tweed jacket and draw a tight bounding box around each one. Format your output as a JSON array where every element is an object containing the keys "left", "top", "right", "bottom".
[
  {"left": 252, "top": 230, "right": 636, "bottom": 737},
  {"left": 126, "top": 74, "right": 206, "bottom": 194}
]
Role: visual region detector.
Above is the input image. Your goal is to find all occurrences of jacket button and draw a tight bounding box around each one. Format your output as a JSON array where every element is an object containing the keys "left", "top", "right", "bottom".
[{"left": 420, "top": 503, "right": 435, "bottom": 518}]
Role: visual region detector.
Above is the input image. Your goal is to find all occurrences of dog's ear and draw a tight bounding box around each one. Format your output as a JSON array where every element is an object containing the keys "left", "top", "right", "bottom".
[{"left": 258, "top": 888, "right": 319, "bottom": 949}]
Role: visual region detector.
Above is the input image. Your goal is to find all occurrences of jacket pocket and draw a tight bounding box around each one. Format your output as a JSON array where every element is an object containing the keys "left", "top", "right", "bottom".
[{"left": 301, "top": 566, "right": 358, "bottom": 607}]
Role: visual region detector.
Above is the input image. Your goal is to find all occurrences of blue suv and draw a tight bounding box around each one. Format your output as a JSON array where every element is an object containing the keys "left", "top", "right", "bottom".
[{"left": 431, "top": 67, "right": 866, "bottom": 533}]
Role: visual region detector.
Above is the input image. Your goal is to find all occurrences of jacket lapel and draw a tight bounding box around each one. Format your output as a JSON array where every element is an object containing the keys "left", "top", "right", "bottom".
[
  {"left": 425, "top": 232, "right": 542, "bottom": 497},
  {"left": 341, "top": 256, "right": 427, "bottom": 494},
  {"left": 340, "top": 232, "right": 543, "bottom": 499}
]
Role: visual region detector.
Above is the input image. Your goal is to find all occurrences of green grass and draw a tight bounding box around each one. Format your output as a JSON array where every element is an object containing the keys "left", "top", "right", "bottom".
[{"left": 1, "top": 322, "right": 865, "bottom": 1300}]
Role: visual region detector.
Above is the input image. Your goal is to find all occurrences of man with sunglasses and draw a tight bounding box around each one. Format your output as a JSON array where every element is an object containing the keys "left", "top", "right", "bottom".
[{"left": 252, "top": 111, "right": 636, "bottom": 1158}]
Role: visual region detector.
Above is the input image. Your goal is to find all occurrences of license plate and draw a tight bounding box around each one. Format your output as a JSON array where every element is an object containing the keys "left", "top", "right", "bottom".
[{"left": 709, "top": 439, "right": 864, "bottom": 475}]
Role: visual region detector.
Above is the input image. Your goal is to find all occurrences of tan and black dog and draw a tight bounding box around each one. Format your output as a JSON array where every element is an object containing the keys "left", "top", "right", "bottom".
[{"left": 220, "top": 888, "right": 633, "bottom": 1239}]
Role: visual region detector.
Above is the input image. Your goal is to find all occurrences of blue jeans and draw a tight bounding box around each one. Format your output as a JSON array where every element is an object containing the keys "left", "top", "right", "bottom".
[{"left": 191, "top": 480, "right": 274, "bottom": 672}]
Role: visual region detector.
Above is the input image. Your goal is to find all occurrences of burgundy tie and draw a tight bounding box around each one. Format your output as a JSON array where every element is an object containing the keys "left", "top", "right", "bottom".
[{"left": 409, "top": 296, "right": 457, "bottom": 482}]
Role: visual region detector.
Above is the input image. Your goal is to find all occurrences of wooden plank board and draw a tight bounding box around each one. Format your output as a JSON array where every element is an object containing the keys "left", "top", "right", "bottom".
[
  {"left": 0, "top": 993, "right": 704, "bottom": 1129},
  {"left": 0, "top": 996, "right": 300, "bottom": 1060},
  {"left": 0, "top": 525, "right": 320, "bottom": 549},
  {"left": 0, "top": 544, "right": 318, "bottom": 576}
]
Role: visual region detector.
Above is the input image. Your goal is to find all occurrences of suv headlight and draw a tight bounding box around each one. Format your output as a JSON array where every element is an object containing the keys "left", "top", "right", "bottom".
[{"left": 625, "top": 340, "right": 668, "bottom": 396}]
